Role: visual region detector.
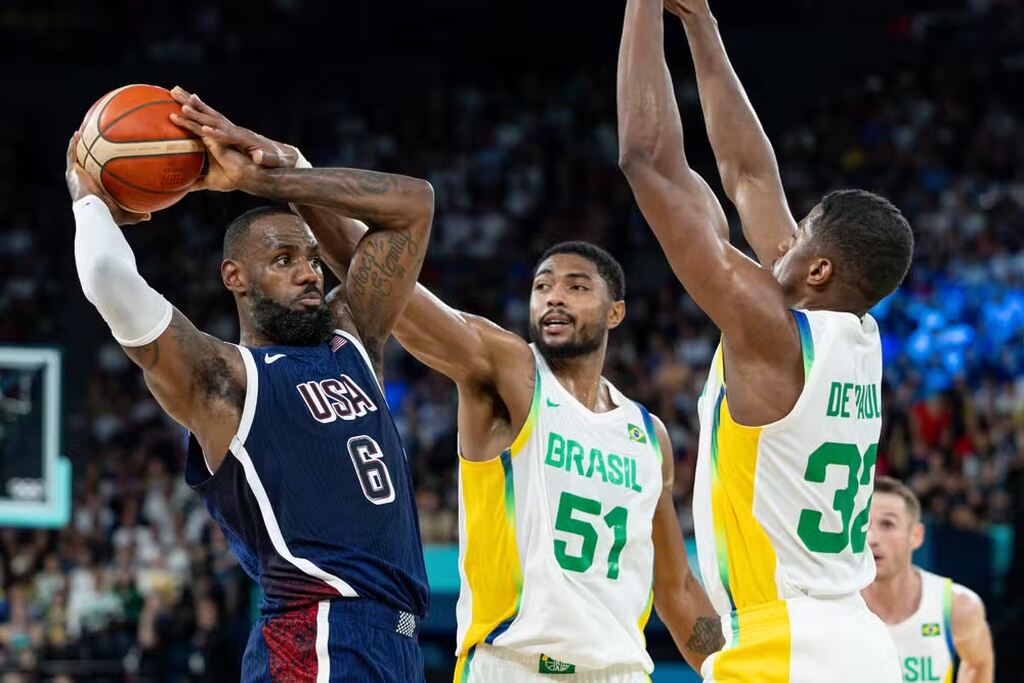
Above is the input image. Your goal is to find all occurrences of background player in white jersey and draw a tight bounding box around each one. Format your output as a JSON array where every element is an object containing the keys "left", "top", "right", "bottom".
[
  {"left": 618, "top": 0, "right": 913, "bottom": 680},
  {"left": 171, "top": 90, "right": 724, "bottom": 681},
  {"left": 863, "top": 477, "right": 994, "bottom": 682}
]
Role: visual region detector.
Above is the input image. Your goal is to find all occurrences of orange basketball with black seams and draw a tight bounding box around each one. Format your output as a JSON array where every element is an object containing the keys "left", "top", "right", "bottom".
[{"left": 76, "top": 84, "right": 206, "bottom": 213}]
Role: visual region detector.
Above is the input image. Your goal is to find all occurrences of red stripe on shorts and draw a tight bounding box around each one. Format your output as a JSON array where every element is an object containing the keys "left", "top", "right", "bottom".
[{"left": 262, "top": 603, "right": 320, "bottom": 682}]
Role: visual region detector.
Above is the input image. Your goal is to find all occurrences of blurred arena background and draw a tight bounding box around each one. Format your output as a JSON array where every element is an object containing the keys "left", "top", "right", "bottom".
[{"left": 1, "top": 0, "right": 1023, "bottom": 680}]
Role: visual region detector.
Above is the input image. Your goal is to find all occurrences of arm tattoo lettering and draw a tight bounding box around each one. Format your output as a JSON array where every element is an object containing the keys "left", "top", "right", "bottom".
[
  {"left": 347, "top": 229, "right": 421, "bottom": 338},
  {"left": 686, "top": 616, "right": 725, "bottom": 656}
]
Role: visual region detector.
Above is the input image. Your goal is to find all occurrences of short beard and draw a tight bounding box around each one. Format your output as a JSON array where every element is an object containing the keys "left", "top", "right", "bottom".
[
  {"left": 248, "top": 284, "right": 333, "bottom": 347},
  {"left": 528, "top": 321, "right": 604, "bottom": 361}
]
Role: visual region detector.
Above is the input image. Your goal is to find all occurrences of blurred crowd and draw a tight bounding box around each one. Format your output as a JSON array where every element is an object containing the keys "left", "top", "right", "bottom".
[{"left": 1, "top": 0, "right": 1023, "bottom": 678}]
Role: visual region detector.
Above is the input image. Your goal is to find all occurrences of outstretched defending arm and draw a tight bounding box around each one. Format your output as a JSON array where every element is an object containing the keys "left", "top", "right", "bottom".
[
  {"left": 68, "top": 134, "right": 244, "bottom": 468},
  {"left": 664, "top": 0, "right": 797, "bottom": 266},
  {"left": 616, "top": 0, "right": 794, "bottom": 357}
]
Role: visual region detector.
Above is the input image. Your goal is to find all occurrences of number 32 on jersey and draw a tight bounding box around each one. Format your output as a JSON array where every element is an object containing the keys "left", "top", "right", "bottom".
[{"left": 798, "top": 441, "right": 877, "bottom": 554}]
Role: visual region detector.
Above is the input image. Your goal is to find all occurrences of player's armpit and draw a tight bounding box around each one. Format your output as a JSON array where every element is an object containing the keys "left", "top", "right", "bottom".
[
  {"left": 951, "top": 586, "right": 994, "bottom": 683},
  {"left": 124, "top": 310, "right": 245, "bottom": 467},
  {"left": 649, "top": 415, "right": 724, "bottom": 672}
]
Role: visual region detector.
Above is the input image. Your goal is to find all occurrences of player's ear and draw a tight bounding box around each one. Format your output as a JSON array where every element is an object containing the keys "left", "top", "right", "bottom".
[
  {"left": 607, "top": 300, "right": 626, "bottom": 329},
  {"left": 222, "top": 259, "right": 246, "bottom": 294},
  {"left": 806, "top": 256, "right": 833, "bottom": 288},
  {"left": 910, "top": 521, "right": 925, "bottom": 552}
]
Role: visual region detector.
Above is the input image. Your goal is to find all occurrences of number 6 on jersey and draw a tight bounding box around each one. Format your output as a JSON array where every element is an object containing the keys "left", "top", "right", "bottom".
[{"left": 347, "top": 435, "right": 396, "bottom": 505}]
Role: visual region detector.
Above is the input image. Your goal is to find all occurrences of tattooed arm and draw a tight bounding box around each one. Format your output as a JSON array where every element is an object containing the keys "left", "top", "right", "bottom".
[
  {"left": 126, "top": 312, "right": 245, "bottom": 469},
  {"left": 167, "top": 89, "right": 433, "bottom": 376},
  {"left": 650, "top": 416, "right": 724, "bottom": 672},
  {"left": 240, "top": 164, "right": 433, "bottom": 375}
]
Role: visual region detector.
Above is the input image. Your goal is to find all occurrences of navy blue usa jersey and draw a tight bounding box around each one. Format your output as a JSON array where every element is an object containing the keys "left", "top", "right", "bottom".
[{"left": 185, "top": 330, "right": 428, "bottom": 617}]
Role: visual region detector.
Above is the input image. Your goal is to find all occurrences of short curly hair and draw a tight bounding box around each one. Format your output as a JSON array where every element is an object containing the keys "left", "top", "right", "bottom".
[
  {"left": 812, "top": 189, "right": 914, "bottom": 308},
  {"left": 536, "top": 241, "right": 625, "bottom": 301}
]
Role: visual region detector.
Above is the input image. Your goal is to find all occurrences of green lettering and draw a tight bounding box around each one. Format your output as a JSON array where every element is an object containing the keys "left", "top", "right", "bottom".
[
  {"left": 903, "top": 656, "right": 919, "bottom": 681},
  {"left": 545, "top": 432, "right": 566, "bottom": 468},
  {"left": 826, "top": 382, "right": 843, "bottom": 417},
  {"left": 871, "top": 384, "right": 880, "bottom": 419},
  {"left": 924, "top": 657, "right": 940, "bottom": 681},
  {"left": 855, "top": 385, "right": 865, "bottom": 419},
  {"left": 607, "top": 454, "right": 624, "bottom": 485},
  {"left": 587, "top": 449, "right": 608, "bottom": 483},
  {"left": 841, "top": 382, "right": 854, "bottom": 418},
  {"left": 628, "top": 458, "right": 643, "bottom": 492},
  {"left": 567, "top": 440, "right": 585, "bottom": 476}
]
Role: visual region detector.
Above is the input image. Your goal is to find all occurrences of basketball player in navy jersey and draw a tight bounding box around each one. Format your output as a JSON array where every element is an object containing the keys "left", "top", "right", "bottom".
[{"left": 66, "top": 114, "right": 433, "bottom": 681}]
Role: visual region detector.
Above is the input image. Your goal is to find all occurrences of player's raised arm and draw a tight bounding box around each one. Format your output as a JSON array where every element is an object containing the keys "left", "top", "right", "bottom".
[
  {"left": 169, "top": 90, "right": 533, "bottom": 391},
  {"left": 649, "top": 415, "right": 724, "bottom": 671},
  {"left": 168, "top": 88, "right": 432, "bottom": 373},
  {"left": 67, "top": 134, "right": 244, "bottom": 467},
  {"left": 616, "top": 0, "right": 794, "bottom": 356},
  {"left": 664, "top": 0, "right": 797, "bottom": 266},
  {"left": 244, "top": 166, "right": 432, "bottom": 373},
  {"left": 951, "top": 586, "right": 994, "bottom": 683}
]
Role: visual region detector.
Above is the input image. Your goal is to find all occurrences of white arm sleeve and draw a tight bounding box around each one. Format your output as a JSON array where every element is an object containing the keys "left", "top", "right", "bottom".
[{"left": 73, "top": 196, "right": 173, "bottom": 347}]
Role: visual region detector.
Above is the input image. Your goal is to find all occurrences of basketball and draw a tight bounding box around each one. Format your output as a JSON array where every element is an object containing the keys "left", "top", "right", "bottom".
[{"left": 76, "top": 84, "right": 205, "bottom": 214}]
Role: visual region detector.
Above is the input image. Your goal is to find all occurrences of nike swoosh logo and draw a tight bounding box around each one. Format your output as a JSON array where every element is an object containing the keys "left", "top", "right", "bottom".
[
  {"left": 264, "top": 353, "right": 286, "bottom": 365},
  {"left": 546, "top": 398, "right": 561, "bottom": 408}
]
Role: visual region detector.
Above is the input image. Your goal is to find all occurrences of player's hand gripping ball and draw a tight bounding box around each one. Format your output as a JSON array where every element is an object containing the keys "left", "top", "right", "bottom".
[{"left": 76, "top": 84, "right": 206, "bottom": 213}]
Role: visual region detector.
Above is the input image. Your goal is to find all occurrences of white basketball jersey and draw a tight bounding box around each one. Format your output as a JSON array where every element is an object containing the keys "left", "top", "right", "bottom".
[
  {"left": 887, "top": 570, "right": 956, "bottom": 683},
  {"left": 693, "top": 310, "right": 882, "bottom": 619},
  {"left": 453, "top": 347, "right": 662, "bottom": 674}
]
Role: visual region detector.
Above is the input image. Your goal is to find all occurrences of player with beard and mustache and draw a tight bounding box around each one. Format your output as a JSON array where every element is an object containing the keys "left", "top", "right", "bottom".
[
  {"left": 68, "top": 88, "right": 435, "bottom": 681},
  {"left": 171, "top": 91, "right": 724, "bottom": 682}
]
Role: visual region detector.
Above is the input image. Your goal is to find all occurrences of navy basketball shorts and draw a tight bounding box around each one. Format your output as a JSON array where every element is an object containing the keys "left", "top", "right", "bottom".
[{"left": 241, "top": 599, "right": 424, "bottom": 682}]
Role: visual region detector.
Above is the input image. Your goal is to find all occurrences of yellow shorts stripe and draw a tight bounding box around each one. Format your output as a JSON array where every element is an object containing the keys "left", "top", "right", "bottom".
[
  {"left": 453, "top": 645, "right": 476, "bottom": 682},
  {"left": 712, "top": 600, "right": 792, "bottom": 682}
]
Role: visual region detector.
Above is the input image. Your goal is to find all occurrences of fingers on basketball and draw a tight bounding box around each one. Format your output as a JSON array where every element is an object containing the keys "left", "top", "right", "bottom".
[
  {"left": 78, "top": 84, "right": 205, "bottom": 213},
  {"left": 169, "top": 85, "right": 192, "bottom": 105},
  {"left": 67, "top": 133, "right": 79, "bottom": 167}
]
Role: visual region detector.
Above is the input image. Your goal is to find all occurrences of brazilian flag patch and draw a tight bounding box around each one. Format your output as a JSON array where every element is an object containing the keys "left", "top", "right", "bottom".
[
  {"left": 921, "top": 622, "right": 942, "bottom": 637},
  {"left": 539, "top": 655, "right": 576, "bottom": 674},
  {"left": 627, "top": 423, "right": 647, "bottom": 444}
]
